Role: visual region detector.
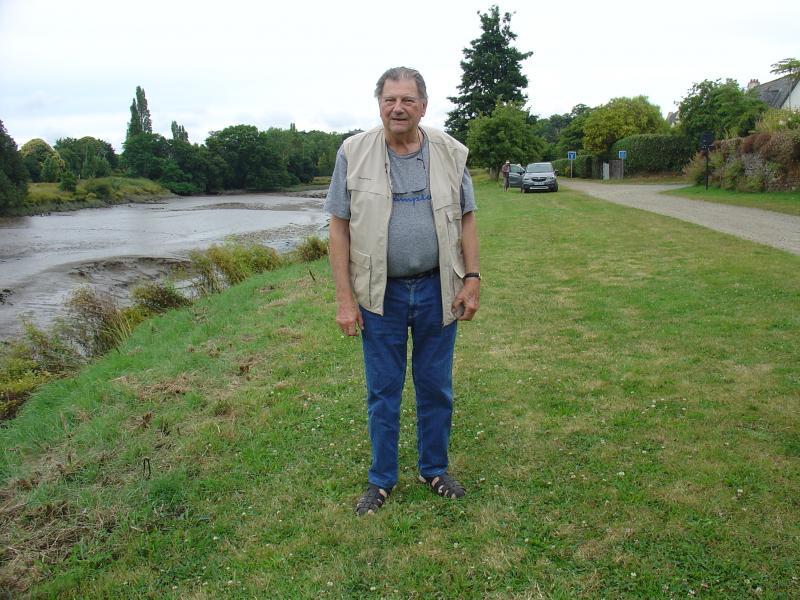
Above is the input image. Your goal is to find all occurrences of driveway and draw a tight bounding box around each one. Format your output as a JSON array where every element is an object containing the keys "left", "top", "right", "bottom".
[{"left": 559, "top": 179, "right": 800, "bottom": 256}]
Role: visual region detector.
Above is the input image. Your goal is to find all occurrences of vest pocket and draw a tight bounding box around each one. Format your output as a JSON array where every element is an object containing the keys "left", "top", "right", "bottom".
[
  {"left": 349, "top": 248, "right": 372, "bottom": 307},
  {"left": 445, "top": 210, "right": 465, "bottom": 276}
]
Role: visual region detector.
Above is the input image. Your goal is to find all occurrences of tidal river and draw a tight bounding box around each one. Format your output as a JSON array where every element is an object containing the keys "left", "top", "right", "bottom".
[{"left": 0, "top": 193, "right": 329, "bottom": 340}]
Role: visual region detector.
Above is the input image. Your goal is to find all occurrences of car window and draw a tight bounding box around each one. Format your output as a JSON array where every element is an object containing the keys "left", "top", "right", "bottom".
[
  {"left": 525, "top": 163, "right": 553, "bottom": 173},
  {"left": 510, "top": 165, "right": 524, "bottom": 174}
]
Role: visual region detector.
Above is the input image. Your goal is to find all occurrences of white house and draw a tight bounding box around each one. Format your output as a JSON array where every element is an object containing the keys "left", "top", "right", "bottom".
[{"left": 749, "top": 75, "right": 800, "bottom": 110}]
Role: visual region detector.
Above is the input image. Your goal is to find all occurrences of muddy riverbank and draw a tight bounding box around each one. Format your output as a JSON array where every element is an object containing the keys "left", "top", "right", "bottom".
[{"left": 0, "top": 191, "right": 329, "bottom": 340}]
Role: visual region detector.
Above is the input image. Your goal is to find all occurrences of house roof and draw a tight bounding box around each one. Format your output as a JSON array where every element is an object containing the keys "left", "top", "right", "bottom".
[{"left": 753, "top": 75, "right": 798, "bottom": 109}]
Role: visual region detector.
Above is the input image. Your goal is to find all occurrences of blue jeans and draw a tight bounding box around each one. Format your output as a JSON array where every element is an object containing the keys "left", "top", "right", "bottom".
[{"left": 360, "top": 272, "right": 457, "bottom": 489}]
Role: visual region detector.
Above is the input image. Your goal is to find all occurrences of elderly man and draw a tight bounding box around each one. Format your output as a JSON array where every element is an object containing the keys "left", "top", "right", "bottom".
[{"left": 325, "top": 67, "right": 480, "bottom": 515}]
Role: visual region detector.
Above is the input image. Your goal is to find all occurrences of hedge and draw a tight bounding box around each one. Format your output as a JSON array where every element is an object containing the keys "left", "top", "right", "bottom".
[
  {"left": 610, "top": 134, "right": 695, "bottom": 174},
  {"left": 552, "top": 155, "right": 601, "bottom": 179}
]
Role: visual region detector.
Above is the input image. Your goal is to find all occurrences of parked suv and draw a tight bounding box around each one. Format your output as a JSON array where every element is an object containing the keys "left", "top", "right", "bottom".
[{"left": 521, "top": 162, "right": 558, "bottom": 193}]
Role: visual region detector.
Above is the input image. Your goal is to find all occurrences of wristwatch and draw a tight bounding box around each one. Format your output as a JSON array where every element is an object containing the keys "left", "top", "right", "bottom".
[{"left": 463, "top": 272, "right": 481, "bottom": 281}]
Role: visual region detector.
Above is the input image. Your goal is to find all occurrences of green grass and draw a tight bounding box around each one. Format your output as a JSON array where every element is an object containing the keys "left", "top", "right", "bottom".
[
  {"left": 1, "top": 181, "right": 799, "bottom": 598},
  {"left": 664, "top": 185, "right": 800, "bottom": 216}
]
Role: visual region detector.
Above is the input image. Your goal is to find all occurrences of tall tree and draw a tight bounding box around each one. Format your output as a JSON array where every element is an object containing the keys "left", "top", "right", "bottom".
[
  {"left": 445, "top": 5, "right": 532, "bottom": 142},
  {"left": 171, "top": 121, "right": 189, "bottom": 143},
  {"left": 677, "top": 79, "right": 766, "bottom": 142},
  {"left": 554, "top": 106, "right": 593, "bottom": 157},
  {"left": 582, "top": 96, "right": 668, "bottom": 154},
  {"left": 466, "top": 101, "right": 545, "bottom": 178},
  {"left": 0, "top": 119, "right": 29, "bottom": 213},
  {"left": 127, "top": 85, "right": 153, "bottom": 139},
  {"left": 54, "top": 137, "right": 116, "bottom": 179},
  {"left": 20, "top": 138, "right": 56, "bottom": 182}
]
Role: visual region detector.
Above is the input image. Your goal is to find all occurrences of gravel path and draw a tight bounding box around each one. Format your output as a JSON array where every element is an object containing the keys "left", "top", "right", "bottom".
[{"left": 559, "top": 180, "right": 800, "bottom": 256}]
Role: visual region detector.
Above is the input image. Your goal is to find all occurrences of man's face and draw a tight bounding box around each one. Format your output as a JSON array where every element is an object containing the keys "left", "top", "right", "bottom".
[{"left": 379, "top": 78, "right": 427, "bottom": 137}]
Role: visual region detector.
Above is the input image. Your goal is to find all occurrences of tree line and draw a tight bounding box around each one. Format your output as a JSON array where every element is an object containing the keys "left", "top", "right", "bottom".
[
  {"left": 0, "top": 87, "right": 350, "bottom": 213},
  {"left": 445, "top": 6, "right": 796, "bottom": 178},
  {"left": 2, "top": 4, "right": 798, "bottom": 213}
]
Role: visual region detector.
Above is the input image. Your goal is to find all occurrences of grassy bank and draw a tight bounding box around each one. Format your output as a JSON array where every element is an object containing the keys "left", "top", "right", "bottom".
[
  {"left": 17, "top": 177, "right": 171, "bottom": 215},
  {"left": 1, "top": 179, "right": 798, "bottom": 598},
  {"left": 664, "top": 185, "right": 800, "bottom": 216}
]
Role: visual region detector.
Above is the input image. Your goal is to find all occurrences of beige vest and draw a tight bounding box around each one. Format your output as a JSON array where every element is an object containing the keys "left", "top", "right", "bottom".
[{"left": 343, "top": 125, "right": 469, "bottom": 326}]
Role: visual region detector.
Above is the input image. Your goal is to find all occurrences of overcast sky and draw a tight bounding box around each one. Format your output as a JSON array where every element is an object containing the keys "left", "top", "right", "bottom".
[{"left": 1, "top": 0, "right": 797, "bottom": 152}]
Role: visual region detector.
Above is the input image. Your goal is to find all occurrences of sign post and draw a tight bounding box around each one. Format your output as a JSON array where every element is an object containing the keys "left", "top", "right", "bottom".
[
  {"left": 567, "top": 151, "right": 576, "bottom": 178},
  {"left": 618, "top": 150, "right": 627, "bottom": 180}
]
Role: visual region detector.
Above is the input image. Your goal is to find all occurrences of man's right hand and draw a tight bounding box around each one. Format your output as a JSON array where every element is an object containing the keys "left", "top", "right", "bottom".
[{"left": 336, "top": 298, "right": 364, "bottom": 336}]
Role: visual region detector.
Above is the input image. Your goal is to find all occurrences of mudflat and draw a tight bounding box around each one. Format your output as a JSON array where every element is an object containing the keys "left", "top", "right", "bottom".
[{"left": 0, "top": 193, "right": 328, "bottom": 339}]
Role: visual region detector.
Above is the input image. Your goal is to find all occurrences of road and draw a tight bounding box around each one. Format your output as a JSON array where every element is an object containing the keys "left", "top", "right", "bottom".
[{"left": 559, "top": 180, "right": 800, "bottom": 256}]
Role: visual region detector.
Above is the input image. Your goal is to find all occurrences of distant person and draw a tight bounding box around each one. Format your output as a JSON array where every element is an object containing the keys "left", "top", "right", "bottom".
[
  {"left": 502, "top": 160, "right": 511, "bottom": 191},
  {"left": 325, "top": 66, "right": 481, "bottom": 515}
]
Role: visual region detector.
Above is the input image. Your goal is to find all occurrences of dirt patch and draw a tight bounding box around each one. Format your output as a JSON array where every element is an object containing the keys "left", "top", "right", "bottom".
[{"left": 0, "top": 492, "right": 116, "bottom": 595}]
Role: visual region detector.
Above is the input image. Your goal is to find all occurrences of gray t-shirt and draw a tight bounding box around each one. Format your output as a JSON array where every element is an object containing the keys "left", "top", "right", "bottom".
[{"left": 324, "top": 136, "right": 476, "bottom": 278}]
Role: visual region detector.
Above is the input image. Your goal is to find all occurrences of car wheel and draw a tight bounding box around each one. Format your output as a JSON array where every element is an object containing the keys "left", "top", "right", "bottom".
[
  {"left": 552, "top": 184, "right": 558, "bottom": 192},
  {"left": 520, "top": 186, "right": 526, "bottom": 194}
]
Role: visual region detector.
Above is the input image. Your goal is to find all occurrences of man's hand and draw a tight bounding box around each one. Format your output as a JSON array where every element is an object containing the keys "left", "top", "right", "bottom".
[
  {"left": 336, "top": 297, "right": 364, "bottom": 336},
  {"left": 452, "top": 278, "right": 480, "bottom": 321}
]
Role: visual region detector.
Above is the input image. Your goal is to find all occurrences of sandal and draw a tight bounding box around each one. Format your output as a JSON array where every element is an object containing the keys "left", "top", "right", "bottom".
[
  {"left": 419, "top": 472, "right": 466, "bottom": 499},
  {"left": 355, "top": 484, "right": 392, "bottom": 515}
]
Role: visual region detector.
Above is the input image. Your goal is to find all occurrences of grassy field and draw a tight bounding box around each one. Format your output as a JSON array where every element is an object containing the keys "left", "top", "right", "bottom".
[
  {"left": 664, "top": 185, "right": 800, "bottom": 216},
  {"left": 20, "top": 177, "right": 170, "bottom": 215},
  {"left": 1, "top": 179, "right": 798, "bottom": 598}
]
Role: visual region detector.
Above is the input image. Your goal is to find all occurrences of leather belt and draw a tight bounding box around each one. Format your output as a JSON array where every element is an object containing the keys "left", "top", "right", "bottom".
[{"left": 390, "top": 267, "right": 439, "bottom": 280}]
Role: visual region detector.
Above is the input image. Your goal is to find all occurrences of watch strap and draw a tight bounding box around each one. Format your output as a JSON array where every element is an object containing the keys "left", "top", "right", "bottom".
[{"left": 463, "top": 272, "right": 481, "bottom": 281}]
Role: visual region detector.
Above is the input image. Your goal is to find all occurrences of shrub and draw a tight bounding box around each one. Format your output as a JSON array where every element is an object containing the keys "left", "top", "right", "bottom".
[
  {"left": 737, "top": 174, "right": 765, "bottom": 193},
  {"left": 762, "top": 130, "right": 800, "bottom": 165},
  {"left": 755, "top": 107, "right": 800, "bottom": 133},
  {"left": 205, "top": 243, "right": 282, "bottom": 285},
  {"left": 188, "top": 249, "right": 223, "bottom": 295},
  {"left": 131, "top": 281, "right": 190, "bottom": 314},
  {"left": 58, "top": 171, "right": 77, "bottom": 192},
  {"left": 721, "top": 159, "right": 744, "bottom": 190},
  {"left": 83, "top": 179, "right": 113, "bottom": 199},
  {"left": 63, "top": 286, "right": 133, "bottom": 357},
  {"left": 683, "top": 152, "right": 710, "bottom": 185},
  {"left": 293, "top": 236, "right": 328, "bottom": 262},
  {"left": 189, "top": 243, "right": 280, "bottom": 293},
  {"left": 16, "top": 319, "right": 82, "bottom": 375}
]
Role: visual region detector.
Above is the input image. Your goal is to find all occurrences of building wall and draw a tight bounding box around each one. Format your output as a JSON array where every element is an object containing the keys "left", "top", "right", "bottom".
[{"left": 784, "top": 82, "right": 800, "bottom": 110}]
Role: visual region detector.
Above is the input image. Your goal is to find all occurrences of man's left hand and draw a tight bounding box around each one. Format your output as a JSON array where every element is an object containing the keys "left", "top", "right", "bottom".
[{"left": 452, "top": 278, "right": 480, "bottom": 321}]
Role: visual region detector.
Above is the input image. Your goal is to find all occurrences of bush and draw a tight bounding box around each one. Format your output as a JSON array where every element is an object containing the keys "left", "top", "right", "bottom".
[
  {"left": 721, "top": 159, "right": 744, "bottom": 190},
  {"left": 755, "top": 107, "right": 800, "bottom": 133},
  {"left": 64, "top": 286, "right": 133, "bottom": 357},
  {"left": 188, "top": 249, "right": 223, "bottom": 295},
  {"left": 83, "top": 179, "right": 113, "bottom": 199},
  {"left": 293, "top": 236, "right": 328, "bottom": 262},
  {"left": 58, "top": 171, "right": 77, "bottom": 192},
  {"left": 683, "top": 152, "right": 711, "bottom": 185},
  {"left": 762, "top": 129, "right": 800, "bottom": 165},
  {"left": 16, "top": 319, "right": 82, "bottom": 375},
  {"left": 131, "top": 281, "right": 190, "bottom": 315},
  {"left": 189, "top": 243, "right": 281, "bottom": 293},
  {"left": 611, "top": 134, "right": 695, "bottom": 174}
]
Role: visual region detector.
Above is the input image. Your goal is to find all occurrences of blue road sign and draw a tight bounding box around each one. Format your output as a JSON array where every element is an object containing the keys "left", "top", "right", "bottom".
[
  {"left": 567, "top": 151, "right": 576, "bottom": 160},
  {"left": 618, "top": 150, "right": 627, "bottom": 160}
]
